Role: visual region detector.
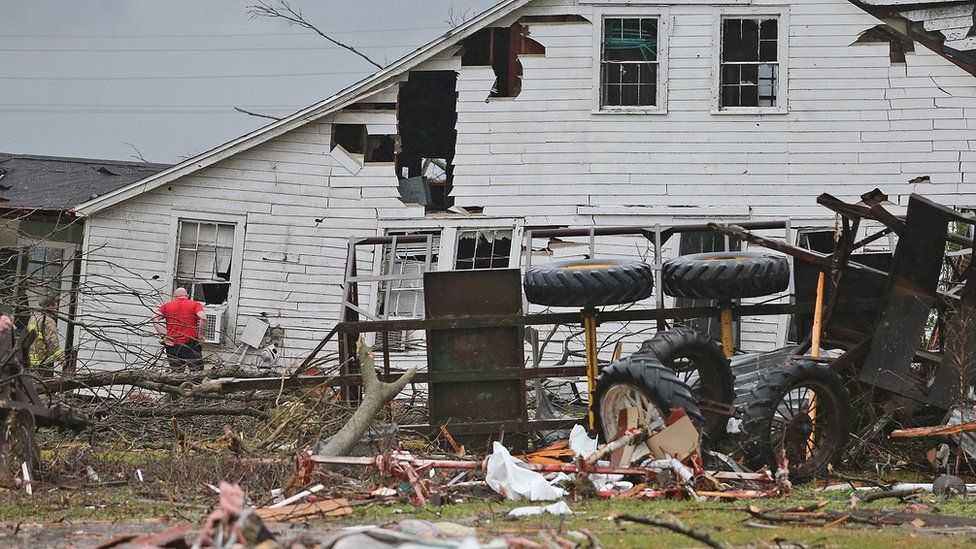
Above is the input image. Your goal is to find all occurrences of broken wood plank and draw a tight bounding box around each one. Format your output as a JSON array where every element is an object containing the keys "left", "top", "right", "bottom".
[
  {"left": 890, "top": 421, "right": 976, "bottom": 438},
  {"left": 255, "top": 498, "right": 353, "bottom": 522}
]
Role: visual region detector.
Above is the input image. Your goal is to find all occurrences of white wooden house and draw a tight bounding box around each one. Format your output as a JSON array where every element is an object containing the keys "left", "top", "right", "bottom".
[{"left": 71, "top": 0, "right": 976, "bottom": 371}]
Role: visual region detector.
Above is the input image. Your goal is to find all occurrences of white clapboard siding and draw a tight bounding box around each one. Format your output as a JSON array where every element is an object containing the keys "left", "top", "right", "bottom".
[{"left": 76, "top": 0, "right": 976, "bottom": 371}]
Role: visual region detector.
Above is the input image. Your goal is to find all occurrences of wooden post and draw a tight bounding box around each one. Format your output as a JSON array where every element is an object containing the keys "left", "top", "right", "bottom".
[
  {"left": 807, "top": 271, "right": 826, "bottom": 458},
  {"left": 720, "top": 304, "right": 734, "bottom": 357},
  {"left": 583, "top": 309, "right": 599, "bottom": 432}
]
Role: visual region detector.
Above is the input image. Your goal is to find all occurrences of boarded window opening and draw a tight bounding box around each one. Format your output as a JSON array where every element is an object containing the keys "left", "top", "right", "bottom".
[
  {"left": 332, "top": 124, "right": 394, "bottom": 164},
  {"left": 460, "top": 23, "right": 544, "bottom": 98},
  {"left": 397, "top": 71, "right": 458, "bottom": 212},
  {"left": 365, "top": 135, "right": 395, "bottom": 163},
  {"left": 797, "top": 229, "right": 838, "bottom": 254},
  {"left": 601, "top": 17, "right": 659, "bottom": 108},
  {"left": 331, "top": 124, "right": 367, "bottom": 154},
  {"left": 455, "top": 229, "right": 512, "bottom": 270},
  {"left": 175, "top": 220, "right": 235, "bottom": 305},
  {"left": 720, "top": 17, "right": 779, "bottom": 108}
]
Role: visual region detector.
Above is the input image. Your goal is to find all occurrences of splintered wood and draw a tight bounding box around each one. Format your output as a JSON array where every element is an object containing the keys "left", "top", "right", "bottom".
[{"left": 256, "top": 498, "right": 353, "bottom": 522}]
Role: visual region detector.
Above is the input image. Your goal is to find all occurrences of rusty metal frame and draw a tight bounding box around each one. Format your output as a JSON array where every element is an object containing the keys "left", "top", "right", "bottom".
[{"left": 302, "top": 193, "right": 974, "bottom": 438}]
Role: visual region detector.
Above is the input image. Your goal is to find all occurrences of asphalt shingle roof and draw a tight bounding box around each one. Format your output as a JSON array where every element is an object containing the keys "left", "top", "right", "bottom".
[{"left": 0, "top": 153, "right": 169, "bottom": 212}]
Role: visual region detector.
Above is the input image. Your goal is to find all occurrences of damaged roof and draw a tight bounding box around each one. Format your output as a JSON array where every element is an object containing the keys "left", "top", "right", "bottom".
[
  {"left": 70, "top": 0, "right": 976, "bottom": 216},
  {"left": 0, "top": 152, "right": 169, "bottom": 213},
  {"left": 72, "top": 0, "right": 533, "bottom": 216},
  {"left": 850, "top": 0, "right": 976, "bottom": 75}
]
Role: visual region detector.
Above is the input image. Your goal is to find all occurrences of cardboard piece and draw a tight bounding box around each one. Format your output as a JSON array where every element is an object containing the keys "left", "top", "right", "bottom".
[{"left": 646, "top": 415, "right": 700, "bottom": 461}]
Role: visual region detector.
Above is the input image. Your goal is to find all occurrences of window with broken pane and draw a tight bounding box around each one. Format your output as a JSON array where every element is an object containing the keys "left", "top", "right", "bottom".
[
  {"left": 720, "top": 17, "right": 778, "bottom": 108},
  {"left": 375, "top": 231, "right": 439, "bottom": 351},
  {"left": 175, "top": 220, "right": 235, "bottom": 305},
  {"left": 376, "top": 232, "right": 439, "bottom": 320},
  {"left": 601, "top": 17, "right": 658, "bottom": 108},
  {"left": 455, "top": 229, "right": 513, "bottom": 270}
]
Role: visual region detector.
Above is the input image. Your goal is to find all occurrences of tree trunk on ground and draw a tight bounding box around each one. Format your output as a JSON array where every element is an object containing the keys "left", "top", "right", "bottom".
[{"left": 317, "top": 338, "right": 416, "bottom": 457}]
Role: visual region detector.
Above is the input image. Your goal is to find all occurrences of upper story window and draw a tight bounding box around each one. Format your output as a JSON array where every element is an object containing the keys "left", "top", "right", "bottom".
[
  {"left": 601, "top": 17, "right": 659, "bottom": 109},
  {"left": 720, "top": 17, "right": 779, "bottom": 108}
]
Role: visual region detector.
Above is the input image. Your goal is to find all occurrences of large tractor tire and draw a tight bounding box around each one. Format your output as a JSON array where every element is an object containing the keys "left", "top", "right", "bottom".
[
  {"left": 523, "top": 259, "right": 654, "bottom": 308},
  {"left": 592, "top": 354, "right": 703, "bottom": 444},
  {"left": 638, "top": 327, "right": 735, "bottom": 443},
  {"left": 739, "top": 359, "right": 852, "bottom": 483},
  {"left": 662, "top": 251, "right": 790, "bottom": 300}
]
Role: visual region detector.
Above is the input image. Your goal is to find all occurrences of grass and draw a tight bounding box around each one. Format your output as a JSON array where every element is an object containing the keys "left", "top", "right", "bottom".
[
  {"left": 5, "top": 479, "right": 976, "bottom": 546},
  {"left": 354, "top": 484, "right": 976, "bottom": 547}
]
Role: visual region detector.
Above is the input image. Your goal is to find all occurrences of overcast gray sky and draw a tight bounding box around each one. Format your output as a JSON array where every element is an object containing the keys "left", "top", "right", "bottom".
[{"left": 1, "top": 0, "right": 497, "bottom": 163}]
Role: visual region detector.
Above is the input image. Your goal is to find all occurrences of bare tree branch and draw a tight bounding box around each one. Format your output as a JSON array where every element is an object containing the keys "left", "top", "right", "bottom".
[
  {"left": 445, "top": 4, "right": 474, "bottom": 28},
  {"left": 234, "top": 106, "right": 282, "bottom": 121},
  {"left": 124, "top": 142, "right": 149, "bottom": 163},
  {"left": 247, "top": 0, "right": 384, "bottom": 69}
]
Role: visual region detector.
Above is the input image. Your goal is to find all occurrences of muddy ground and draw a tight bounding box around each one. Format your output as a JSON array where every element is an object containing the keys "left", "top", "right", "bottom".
[{"left": 4, "top": 473, "right": 976, "bottom": 548}]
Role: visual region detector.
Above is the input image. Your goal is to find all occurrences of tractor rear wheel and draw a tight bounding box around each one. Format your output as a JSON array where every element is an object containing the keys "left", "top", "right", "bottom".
[
  {"left": 638, "top": 326, "right": 735, "bottom": 443},
  {"left": 592, "top": 354, "right": 703, "bottom": 444},
  {"left": 739, "top": 359, "right": 852, "bottom": 482}
]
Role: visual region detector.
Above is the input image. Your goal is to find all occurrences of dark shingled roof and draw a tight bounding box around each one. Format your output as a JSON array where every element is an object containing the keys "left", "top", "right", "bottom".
[{"left": 0, "top": 152, "right": 170, "bottom": 212}]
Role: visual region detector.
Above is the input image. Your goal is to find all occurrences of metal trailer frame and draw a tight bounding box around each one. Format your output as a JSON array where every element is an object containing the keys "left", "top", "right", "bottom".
[
  {"left": 295, "top": 218, "right": 851, "bottom": 438},
  {"left": 294, "top": 191, "right": 974, "bottom": 442}
]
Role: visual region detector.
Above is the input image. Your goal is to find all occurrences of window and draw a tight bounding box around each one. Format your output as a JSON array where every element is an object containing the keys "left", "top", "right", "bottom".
[
  {"left": 175, "top": 220, "right": 235, "bottom": 305},
  {"left": 331, "top": 124, "right": 394, "bottom": 163},
  {"left": 601, "top": 17, "right": 659, "bottom": 108},
  {"left": 455, "top": 229, "right": 513, "bottom": 270},
  {"left": 720, "top": 17, "right": 778, "bottom": 108},
  {"left": 376, "top": 232, "right": 439, "bottom": 320}
]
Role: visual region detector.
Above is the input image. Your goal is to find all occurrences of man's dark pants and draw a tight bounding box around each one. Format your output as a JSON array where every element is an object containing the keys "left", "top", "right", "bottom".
[{"left": 164, "top": 339, "right": 203, "bottom": 371}]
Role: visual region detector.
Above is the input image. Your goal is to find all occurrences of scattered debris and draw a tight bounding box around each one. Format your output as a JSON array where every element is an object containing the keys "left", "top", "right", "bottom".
[
  {"left": 508, "top": 501, "right": 573, "bottom": 517},
  {"left": 614, "top": 514, "right": 728, "bottom": 549},
  {"left": 255, "top": 498, "right": 352, "bottom": 522},
  {"left": 486, "top": 441, "right": 565, "bottom": 502}
]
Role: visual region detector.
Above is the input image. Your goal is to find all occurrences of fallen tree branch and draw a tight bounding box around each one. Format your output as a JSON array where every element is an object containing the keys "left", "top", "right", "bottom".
[
  {"left": 614, "top": 514, "right": 727, "bottom": 549},
  {"left": 317, "top": 339, "right": 416, "bottom": 457},
  {"left": 860, "top": 487, "right": 924, "bottom": 504},
  {"left": 583, "top": 427, "right": 648, "bottom": 467},
  {"left": 39, "top": 368, "right": 261, "bottom": 394},
  {"left": 122, "top": 406, "right": 269, "bottom": 420}
]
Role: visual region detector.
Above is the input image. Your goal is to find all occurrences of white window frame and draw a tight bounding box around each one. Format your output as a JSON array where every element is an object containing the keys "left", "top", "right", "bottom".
[
  {"left": 590, "top": 8, "right": 670, "bottom": 115},
  {"left": 452, "top": 228, "right": 519, "bottom": 270},
  {"left": 166, "top": 211, "right": 246, "bottom": 346},
  {"left": 712, "top": 6, "right": 789, "bottom": 115},
  {"left": 16, "top": 238, "right": 77, "bottom": 350},
  {"left": 374, "top": 230, "right": 441, "bottom": 321}
]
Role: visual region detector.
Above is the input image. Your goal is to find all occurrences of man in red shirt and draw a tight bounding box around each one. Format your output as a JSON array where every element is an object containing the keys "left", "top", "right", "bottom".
[{"left": 152, "top": 288, "right": 208, "bottom": 370}]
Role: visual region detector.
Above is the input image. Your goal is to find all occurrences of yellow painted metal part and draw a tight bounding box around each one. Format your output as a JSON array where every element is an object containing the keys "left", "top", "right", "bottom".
[
  {"left": 807, "top": 271, "right": 826, "bottom": 458},
  {"left": 584, "top": 314, "right": 599, "bottom": 432},
  {"left": 720, "top": 307, "right": 734, "bottom": 357},
  {"left": 563, "top": 263, "right": 617, "bottom": 270}
]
